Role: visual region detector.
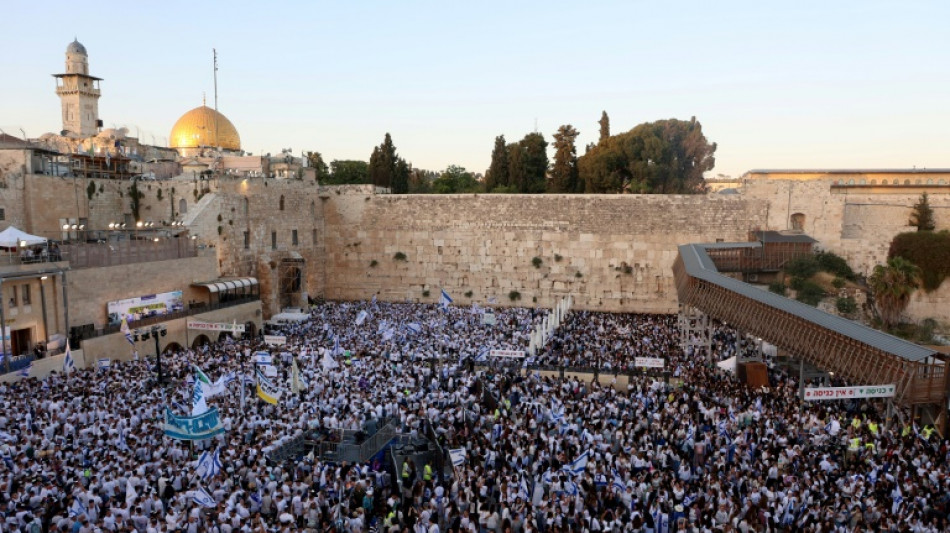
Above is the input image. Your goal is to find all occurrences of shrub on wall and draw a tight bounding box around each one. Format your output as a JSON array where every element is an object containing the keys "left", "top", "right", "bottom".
[
  {"left": 393, "top": 252, "right": 408, "bottom": 261},
  {"left": 836, "top": 296, "right": 857, "bottom": 315},
  {"left": 795, "top": 281, "right": 825, "bottom": 306},
  {"left": 531, "top": 257, "right": 543, "bottom": 268},
  {"left": 889, "top": 231, "right": 950, "bottom": 291},
  {"left": 783, "top": 256, "right": 819, "bottom": 279},
  {"left": 422, "top": 289, "right": 430, "bottom": 297},
  {"left": 768, "top": 282, "right": 786, "bottom": 296},
  {"left": 815, "top": 251, "right": 857, "bottom": 281},
  {"left": 464, "top": 290, "right": 473, "bottom": 298},
  {"left": 508, "top": 290, "right": 521, "bottom": 301},
  {"left": 369, "top": 260, "right": 378, "bottom": 268}
]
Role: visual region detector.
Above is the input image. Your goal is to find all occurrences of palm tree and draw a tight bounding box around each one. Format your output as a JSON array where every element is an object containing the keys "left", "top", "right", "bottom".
[{"left": 867, "top": 257, "right": 922, "bottom": 329}]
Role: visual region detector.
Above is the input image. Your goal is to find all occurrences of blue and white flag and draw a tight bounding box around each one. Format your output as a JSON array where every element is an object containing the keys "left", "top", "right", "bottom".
[
  {"left": 518, "top": 475, "right": 531, "bottom": 501},
  {"left": 332, "top": 336, "right": 343, "bottom": 356},
  {"left": 439, "top": 289, "right": 453, "bottom": 310},
  {"left": 371, "top": 294, "right": 377, "bottom": 306},
  {"left": 196, "top": 448, "right": 223, "bottom": 479},
  {"left": 192, "top": 485, "right": 216, "bottom": 508},
  {"left": 355, "top": 310, "right": 368, "bottom": 326},
  {"left": 63, "top": 344, "right": 75, "bottom": 374},
  {"left": 16, "top": 362, "right": 32, "bottom": 378},
  {"left": 382, "top": 328, "right": 394, "bottom": 342},
  {"left": 120, "top": 316, "right": 134, "bottom": 346},
  {"left": 475, "top": 348, "right": 489, "bottom": 363},
  {"left": 611, "top": 469, "right": 626, "bottom": 493},
  {"left": 563, "top": 450, "right": 590, "bottom": 476},
  {"left": 68, "top": 497, "right": 87, "bottom": 518},
  {"left": 405, "top": 323, "right": 422, "bottom": 335},
  {"left": 117, "top": 429, "right": 130, "bottom": 452},
  {"left": 192, "top": 376, "right": 209, "bottom": 417},
  {"left": 563, "top": 480, "right": 579, "bottom": 496},
  {"left": 449, "top": 448, "right": 466, "bottom": 467},
  {"left": 97, "top": 358, "right": 111, "bottom": 371}
]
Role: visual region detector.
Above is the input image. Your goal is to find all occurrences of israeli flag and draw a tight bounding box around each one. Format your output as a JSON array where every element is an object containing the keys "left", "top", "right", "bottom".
[
  {"left": 718, "top": 420, "right": 728, "bottom": 438},
  {"left": 371, "top": 294, "right": 377, "bottom": 306},
  {"left": 355, "top": 310, "right": 368, "bottom": 326},
  {"left": 686, "top": 425, "right": 695, "bottom": 442},
  {"left": 518, "top": 475, "right": 531, "bottom": 501},
  {"left": 406, "top": 323, "right": 422, "bottom": 335},
  {"left": 563, "top": 480, "right": 579, "bottom": 496},
  {"left": 563, "top": 450, "right": 590, "bottom": 476},
  {"left": 197, "top": 448, "right": 223, "bottom": 479},
  {"left": 475, "top": 348, "right": 489, "bottom": 363},
  {"left": 439, "top": 289, "right": 453, "bottom": 310},
  {"left": 63, "top": 344, "right": 75, "bottom": 374},
  {"left": 117, "top": 429, "right": 130, "bottom": 452},
  {"left": 192, "top": 485, "right": 216, "bottom": 508},
  {"left": 550, "top": 402, "right": 565, "bottom": 423},
  {"left": 192, "top": 377, "right": 209, "bottom": 417},
  {"left": 377, "top": 320, "right": 388, "bottom": 333},
  {"left": 97, "top": 358, "right": 111, "bottom": 371},
  {"left": 16, "top": 362, "right": 32, "bottom": 378},
  {"left": 611, "top": 469, "right": 626, "bottom": 493},
  {"left": 332, "top": 336, "right": 343, "bottom": 356},
  {"left": 449, "top": 448, "right": 466, "bottom": 467},
  {"left": 120, "top": 316, "right": 134, "bottom": 346},
  {"left": 249, "top": 489, "right": 262, "bottom": 506},
  {"left": 68, "top": 498, "right": 87, "bottom": 518}
]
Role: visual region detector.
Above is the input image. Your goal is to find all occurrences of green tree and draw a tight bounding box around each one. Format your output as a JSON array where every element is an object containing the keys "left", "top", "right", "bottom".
[
  {"left": 432, "top": 165, "right": 480, "bottom": 194},
  {"left": 507, "top": 142, "right": 524, "bottom": 193},
  {"left": 888, "top": 230, "right": 950, "bottom": 291},
  {"left": 868, "top": 256, "right": 922, "bottom": 328},
  {"left": 368, "top": 146, "right": 385, "bottom": 187},
  {"left": 909, "top": 192, "right": 936, "bottom": 231},
  {"left": 392, "top": 158, "right": 410, "bottom": 194},
  {"left": 485, "top": 135, "right": 509, "bottom": 192},
  {"left": 327, "top": 160, "right": 369, "bottom": 184},
  {"left": 408, "top": 168, "right": 437, "bottom": 194},
  {"left": 515, "top": 132, "right": 548, "bottom": 193},
  {"left": 598, "top": 111, "right": 609, "bottom": 144},
  {"left": 549, "top": 125, "right": 580, "bottom": 193},
  {"left": 304, "top": 151, "right": 329, "bottom": 181},
  {"left": 578, "top": 117, "right": 716, "bottom": 194}
]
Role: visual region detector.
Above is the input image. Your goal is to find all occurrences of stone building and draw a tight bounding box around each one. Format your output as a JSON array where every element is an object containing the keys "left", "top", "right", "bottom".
[{"left": 53, "top": 39, "right": 102, "bottom": 137}]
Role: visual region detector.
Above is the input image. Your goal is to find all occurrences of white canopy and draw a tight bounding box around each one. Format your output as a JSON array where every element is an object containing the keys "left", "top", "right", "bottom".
[
  {"left": 717, "top": 356, "right": 737, "bottom": 374},
  {"left": 0, "top": 226, "right": 46, "bottom": 248},
  {"left": 271, "top": 311, "right": 310, "bottom": 323}
]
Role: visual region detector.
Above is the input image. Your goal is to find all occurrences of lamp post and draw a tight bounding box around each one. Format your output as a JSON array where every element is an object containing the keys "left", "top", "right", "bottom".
[
  {"left": 135, "top": 324, "right": 167, "bottom": 384},
  {"left": 39, "top": 276, "right": 49, "bottom": 353}
]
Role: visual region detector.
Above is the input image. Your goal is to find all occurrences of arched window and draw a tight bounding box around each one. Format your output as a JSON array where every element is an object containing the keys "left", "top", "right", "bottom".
[
  {"left": 905, "top": 179, "right": 911, "bottom": 185},
  {"left": 279, "top": 195, "right": 285, "bottom": 211},
  {"left": 869, "top": 179, "right": 877, "bottom": 185},
  {"left": 848, "top": 179, "right": 855, "bottom": 185},
  {"left": 179, "top": 198, "right": 187, "bottom": 214},
  {"left": 790, "top": 213, "right": 806, "bottom": 232},
  {"left": 243, "top": 197, "right": 249, "bottom": 216},
  {"left": 310, "top": 201, "right": 315, "bottom": 217}
]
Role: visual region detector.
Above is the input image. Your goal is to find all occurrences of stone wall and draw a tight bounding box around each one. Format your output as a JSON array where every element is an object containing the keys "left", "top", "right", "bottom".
[
  {"left": 67, "top": 253, "right": 218, "bottom": 328},
  {"left": 78, "top": 300, "right": 261, "bottom": 364},
  {"left": 320, "top": 193, "right": 768, "bottom": 313}
]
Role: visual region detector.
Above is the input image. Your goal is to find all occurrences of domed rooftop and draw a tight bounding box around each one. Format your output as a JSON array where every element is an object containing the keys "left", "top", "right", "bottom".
[
  {"left": 169, "top": 105, "right": 241, "bottom": 151},
  {"left": 66, "top": 39, "right": 87, "bottom": 55}
]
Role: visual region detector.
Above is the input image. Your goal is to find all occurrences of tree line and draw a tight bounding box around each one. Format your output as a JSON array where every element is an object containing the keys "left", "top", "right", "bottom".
[{"left": 305, "top": 112, "right": 717, "bottom": 195}]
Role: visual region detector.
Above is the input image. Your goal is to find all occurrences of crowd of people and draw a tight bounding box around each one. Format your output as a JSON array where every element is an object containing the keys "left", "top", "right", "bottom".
[{"left": 0, "top": 300, "right": 946, "bottom": 532}]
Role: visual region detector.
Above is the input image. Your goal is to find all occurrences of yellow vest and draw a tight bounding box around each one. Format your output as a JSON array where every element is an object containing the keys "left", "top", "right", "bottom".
[
  {"left": 868, "top": 422, "right": 879, "bottom": 435},
  {"left": 851, "top": 418, "right": 861, "bottom": 429},
  {"left": 849, "top": 438, "right": 861, "bottom": 451},
  {"left": 902, "top": 425, "right": 911, "bottom": 437},
  {"left": 423, "top": 464, "right": 433, "bottom": 481},
  {"left": 922, "top": 426, "right": 934, "bottom": 439},
  {"left": 402, "top": 463, "right": 409, "bottom": 478}
]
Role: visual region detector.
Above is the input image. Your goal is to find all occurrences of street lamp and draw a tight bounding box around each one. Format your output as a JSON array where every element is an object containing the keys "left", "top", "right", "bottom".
[{"left": 134, "top": 324, "right": 168, "bottom": 383}]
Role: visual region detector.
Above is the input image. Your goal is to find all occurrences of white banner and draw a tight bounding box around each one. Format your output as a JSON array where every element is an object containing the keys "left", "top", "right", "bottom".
[
  {"left": 107, "top": 290, "right": 183, "bottom": 324},
  {"left": 803, "top": 384, "right": 896, "bottom": 401},
  {"left": 264, "top": 335, "right": 286, "bottom": 346},
  {"left": 634, "top": 357, "right": 665, "bottom": 369},
  {"left": 490, "top": 349, "right": 525, "bottom": 358},
  {"left": 187, "top": 320, "right": 246, "bottom": 333},
  {"left": 262, "top": 365, "right": 278, "bottom": 378},
  {"left": 481, "top": 313, "right": 496, "bottom": 326}
]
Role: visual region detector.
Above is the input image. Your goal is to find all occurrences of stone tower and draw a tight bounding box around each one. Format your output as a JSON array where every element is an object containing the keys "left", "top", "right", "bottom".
[{"left": 54, "top": 39, "right": 102, "bottom": 137}]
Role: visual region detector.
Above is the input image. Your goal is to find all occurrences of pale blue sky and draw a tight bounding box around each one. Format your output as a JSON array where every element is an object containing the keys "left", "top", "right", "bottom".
[{"left": 1, "top": 1, "right": 947, "bottom": 178}]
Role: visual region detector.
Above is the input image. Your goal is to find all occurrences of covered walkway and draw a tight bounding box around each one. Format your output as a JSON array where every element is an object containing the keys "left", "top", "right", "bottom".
[{"left": 674, "top": 243, "right": 947, "bottom": 409}]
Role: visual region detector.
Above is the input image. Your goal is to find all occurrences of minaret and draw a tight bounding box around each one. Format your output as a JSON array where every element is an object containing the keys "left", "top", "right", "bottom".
[{"left": 53, "top": 38, "right": 102, "bottom": 137}]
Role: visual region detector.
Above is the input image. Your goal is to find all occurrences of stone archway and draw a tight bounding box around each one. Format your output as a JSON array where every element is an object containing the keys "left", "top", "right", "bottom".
[
  {"left": 179, "top": 198, "right": 188, "bottom": 215},
  {"left": 278, "top": 258, "right": 305, "bottom": 309},
  {"left": 191, "top": 334, "right": 211, "bottom": 350},
  {"left": 163, "top": 342, "right": 184, "bottom": 354},
  {"left": 244, "top": 321, "right": 257, "bottom": 339},
  {"left": 217, "top": 331, "right": 233, "bottom": 343}
]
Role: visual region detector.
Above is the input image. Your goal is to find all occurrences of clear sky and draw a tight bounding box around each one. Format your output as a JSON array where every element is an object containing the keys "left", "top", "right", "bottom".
[{"left": 1, "top": 1, "right": 948, "bottom": 178}]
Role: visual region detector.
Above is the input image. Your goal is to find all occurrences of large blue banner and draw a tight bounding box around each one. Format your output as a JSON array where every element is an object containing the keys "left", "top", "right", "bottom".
[{"left": 163, "top": 407, "right": 225, "bottom": 441}]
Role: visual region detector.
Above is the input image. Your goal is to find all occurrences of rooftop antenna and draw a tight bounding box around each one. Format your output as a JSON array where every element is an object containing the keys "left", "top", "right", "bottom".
[{"left": 213, "top": 48, "right": 219, "bottom": 150}]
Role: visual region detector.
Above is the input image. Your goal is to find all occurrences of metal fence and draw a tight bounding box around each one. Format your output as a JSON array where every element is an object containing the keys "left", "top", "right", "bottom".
[
  {"left": 83, "top": 296, "right": 260, "bottom": 340},
  {"left": 60, "top": 238, "right": 198, "bottom": 269}
]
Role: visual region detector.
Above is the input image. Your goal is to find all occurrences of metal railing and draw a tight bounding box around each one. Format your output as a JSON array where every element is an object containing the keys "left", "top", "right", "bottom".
[
  {"left": 59, "top": 238, "right": 198, "bottom": 269},
  {"left": 81, "top": 296, "right": 260, "bottom": 340}
]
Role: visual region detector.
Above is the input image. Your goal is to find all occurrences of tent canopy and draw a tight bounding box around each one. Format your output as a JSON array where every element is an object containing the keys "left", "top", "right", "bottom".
[{"left": 0, "top": 226, "right": 46, "bottom": 248}]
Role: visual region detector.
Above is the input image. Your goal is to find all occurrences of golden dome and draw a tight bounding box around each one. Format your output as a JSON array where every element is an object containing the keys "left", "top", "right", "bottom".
[{"left": 169, "top": 105, "right": 241, "bottom": 151}]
